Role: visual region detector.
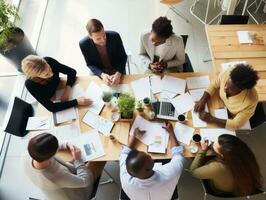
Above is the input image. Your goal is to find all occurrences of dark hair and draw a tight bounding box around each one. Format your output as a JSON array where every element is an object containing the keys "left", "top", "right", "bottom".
[
  {"left": 28, "top": 133, "right": 59, "bottom": 162},
  {"left": 152, "top": 16, "right": 173, "bottom": 39},
  {"left": 230, "top": 64, "right": 259, "bottom": 90},
  {"left": 126, "top": 149, "right": 144, "bottom": 176},
  {"left": 218, "top": 134, "right": 262, "bottom": 196},
  {"left": 86, "top": 19, "right": 104, "bottom": 35}
]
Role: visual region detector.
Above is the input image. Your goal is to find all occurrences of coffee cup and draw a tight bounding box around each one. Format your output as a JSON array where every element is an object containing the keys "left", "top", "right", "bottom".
[
  {"left": 178, "top": 114, "right": 186, "bottom": 122},
  {"left": 192, "top": 134, "right": 201, "bottom": 143}
]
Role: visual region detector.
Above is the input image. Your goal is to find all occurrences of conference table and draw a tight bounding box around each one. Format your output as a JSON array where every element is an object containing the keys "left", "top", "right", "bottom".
[
  {"left": 205, "top": 24, "right": 266, "bottom": 101},
  {"left": 36, "top": 72, "right": 224, "bottom": 162}
]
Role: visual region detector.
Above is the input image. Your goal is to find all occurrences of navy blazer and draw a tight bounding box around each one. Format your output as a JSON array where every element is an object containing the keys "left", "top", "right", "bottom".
[{"left": 79, "top": 31, "right": 127, "bottom": 76}]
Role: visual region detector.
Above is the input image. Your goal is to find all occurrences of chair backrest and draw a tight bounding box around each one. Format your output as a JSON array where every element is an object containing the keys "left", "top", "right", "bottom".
[
  {"left": 201, "top": 179, "right": 266, "bottom": 200},
  {"left": 249, "top": 102, "right": 266, "bottom": 129},
  {"left": 180, "top": 35, "right": 188, "bottom": 49},
  {"left": 220, "top": 15, "right": 249, "bottom": 25}
]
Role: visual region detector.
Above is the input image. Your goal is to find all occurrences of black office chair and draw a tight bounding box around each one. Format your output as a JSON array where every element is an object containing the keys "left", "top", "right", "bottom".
[
  {"left": 220, "top": 15, "right": 249, "bottom": 25},
  {"left": 249, "top": 102, "right": 266, "bottom": 129},
  {"left": 201, "top": 179, "right": 266, "bottom": 200},
  {"left": 180, "top": 35, "right": 194, "bottom": 72}
]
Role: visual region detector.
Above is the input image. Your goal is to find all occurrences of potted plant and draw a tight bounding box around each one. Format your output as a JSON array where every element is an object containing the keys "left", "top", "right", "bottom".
[
  {"left": 143, "top": 97, "right": 151, "bottom": 106},
  {"left": 102, "top": 92, "right": 113, "bottom": 107},
  {"left": 118, "top": 93, "right": 135, "bottom": 121},
  {"left": 0, "top": 0, "right": 35, "bottom": 71}
]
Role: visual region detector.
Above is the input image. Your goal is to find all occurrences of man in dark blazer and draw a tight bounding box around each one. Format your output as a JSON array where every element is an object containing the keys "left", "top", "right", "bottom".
[{"left": 79, "top": 19, "right": 127, "bottom": 85}]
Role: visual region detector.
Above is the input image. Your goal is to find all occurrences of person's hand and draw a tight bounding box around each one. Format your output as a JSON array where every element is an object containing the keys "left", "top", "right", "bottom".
[
  {"left": 150, "top": 63, "right": 162, "bottom": 73},
  {"left": 199, "top": 111, "right": 213, "bottom": 122},
  {"left": 194, "top": 98, "right": 207, "bottom": 112},
  {"left": 200, "top": 139, "right": 209, "bottom": 151},
  {"left": 77, "top": 97, "right": 93, "bottom": 106},
  {"left": 110, "top": 72, "right": 121, "bottom": 85},
  {"left": 60, "top": 86, "right": 71, "bottom": 102},
  {"left": 157, "top": 61, "right": 167, "bottom": 69},
  {"left": 133, "top": 128, "right": 146, "bottom": 138},
  {"left": 100, "top": 73, "right": 112, "bottom": 85},
  {"left": 68, "top": 144, "right": 82, "bottom": 161},
  {"left": 162, "top": 121, "right": 174, "bottom": 134}
]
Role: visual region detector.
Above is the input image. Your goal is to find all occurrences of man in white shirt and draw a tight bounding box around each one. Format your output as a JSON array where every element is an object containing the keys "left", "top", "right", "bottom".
[{"left": 119, "top": 122, "right": 185, "bottom": 200}]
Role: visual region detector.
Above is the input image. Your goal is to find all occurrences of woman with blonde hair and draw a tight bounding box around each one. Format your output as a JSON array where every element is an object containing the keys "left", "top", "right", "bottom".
[{"left": 22, "top": 55, "right": 92, "bottom": 112}]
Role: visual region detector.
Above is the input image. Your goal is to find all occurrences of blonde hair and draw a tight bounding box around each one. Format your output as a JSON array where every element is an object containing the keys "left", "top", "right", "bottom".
[{"left": 22, "top": 55, "right": 47, "bottom": 78}]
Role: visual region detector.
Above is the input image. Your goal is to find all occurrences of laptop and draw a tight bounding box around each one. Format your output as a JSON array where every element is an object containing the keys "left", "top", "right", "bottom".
[{"left": 152, "top": 101, "right": 179, "bottom": 121}]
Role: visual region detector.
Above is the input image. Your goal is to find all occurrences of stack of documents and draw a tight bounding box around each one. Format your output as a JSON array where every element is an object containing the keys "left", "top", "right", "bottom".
[
  {"left": 86, "top": 81, "right": 104, "bottom": 115},
  {"left": 161, "top": 75, "right": 186, "bottom": 94},
  {"left": 83, "top": 111, "right": 114, "bottom": 135},
  {"left": 170, "top": 92, "right": 195, "bottom": 114},
  {"left": 26, "top": 116, "right": 52, "bottom": 131},
  {"left": 200, "top": 128, "right": 235, "bottom": 142},
  {"left": 186, "top": 76, "right": 210, "bottom": 90},
  {"left": 56, "top": 84, "right": 85, "bottom": 101},
  {"left": 71, "top": 130, "right": 105, "bottom": 161},
  {"left": 129, "top": 115, "right": 169, "bottom": 153},
  {"left": 237, "top": 31, "right": 253, "bottom": 44},
  {"left": 131, "top": 77, "right": 151, "bottom": 100},
  {"left": 53, "top": 107, "right": 78, "bottom": 125},
  {"left": 189, "top": 88, "right": 205, "bottom": 102},
  {"left": 52, "top": 123, "right": 81, "bottom": 143},
  {"left": 174, "top": 122, "right": 195, "bottom": 145}
]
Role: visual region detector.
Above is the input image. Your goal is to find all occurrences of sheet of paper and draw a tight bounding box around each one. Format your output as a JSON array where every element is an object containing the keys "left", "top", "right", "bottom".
[
  {"left": 150, "top": 75, "right": 162, "bottom": 94},
  {"left": 189, "top": 88, "right": 205, "bottom": 102},
  {"left": 85, "top": 81, "right": 104, "bottom": 115},
  {"left": 71, "top": 130, "right": 105, "bottom": 161},
  {"left": 237, "top": 31, "right": 253, "bottom": 44},
  {"left": 53, "top": 107, "right": 77, "bottom": 124},
  {"left": 56, "top": 84, "right": 85, "bottom": 101},
  {"left": 214, "top": 108, "right": 251, "bottom": 130},
  {"left": 221, "top": 61, "right": 247, "bottom": 71},
  {"left": 52, "top": 123, "right": 81, "bottom": 143},
  {"left": 161, "top": 75, "right": 186, "bottom": 94},
  {"left": 170, "top": 93, "right": 195, "bottom": 114},
  {"left": 82, "top": 111, "right": 114, "bottom": 135},
  {"left": 200, "top": 128, "right": 235, "bottom": 142},
  {"left": 192, "top": 111, "right": 207, "bottom": 128},
  {"left": 102, "top": 84, "right": 130, "bottom": 93},
  {"left": 174, "top": 122, "right": 195, "bottom": 145},
  {"left": 26, "top": 116, "right": 52, "bottom": 131},
  {"left": 160, "top": 90, "right": 177, "bottom": 99},
  {"left": 186, "top": 76, "right": 210, "bottom": 90},
  {"left": 148, "top": 131, "right": 169, "bottom": 154},
  {"left": 131, "top": 77, "right": 151, "bottom": 101},
  {"left": 129, "top": 115, "right": 166, "bottom": 145}
]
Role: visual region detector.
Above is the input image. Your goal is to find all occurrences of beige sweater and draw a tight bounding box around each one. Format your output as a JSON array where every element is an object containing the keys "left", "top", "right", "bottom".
[
  {"left": 22, "top": 147, "right": 93, "bottom": 200},
  {"left": 206, "top": 69, "right": 258, "bottom": 130}
]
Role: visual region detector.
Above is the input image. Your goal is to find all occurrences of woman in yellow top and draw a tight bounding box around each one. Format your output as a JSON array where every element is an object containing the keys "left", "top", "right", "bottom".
[
  {"left": 190, "top": 134, "right": 262, "bottom": 197},
  {"left": 194, "top": 64, "right": 259, "bottom": 130}
]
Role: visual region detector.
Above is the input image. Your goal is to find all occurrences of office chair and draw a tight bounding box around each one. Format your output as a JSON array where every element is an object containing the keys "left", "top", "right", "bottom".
[
  {"left": 180, "top": 35, "right": 194, "bottom": 72},
  {"left": 201, "top": 179, "right": 266, "bottom": 200},
  {"left": 220, "top": 15, "right": 249, "bottom": 25},
  {"left": 249, "top": 102, "right": 266, "bottom": 130}
]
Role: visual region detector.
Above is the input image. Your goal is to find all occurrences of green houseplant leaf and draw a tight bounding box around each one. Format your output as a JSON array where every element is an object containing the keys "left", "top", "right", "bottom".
[
  {"left": 118, "top": 93, "right": 135, "bottom": 119},
  {"left": 0, "top": 0, "right": 20, "bottom": 52}
]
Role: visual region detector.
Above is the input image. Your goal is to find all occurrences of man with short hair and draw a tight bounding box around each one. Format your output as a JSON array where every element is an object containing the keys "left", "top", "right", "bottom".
[
  {"left": 79, "top": 18, "right": 127, "bottom": 85},
  {"left": 119, "top": 122, "right": 185, "bottom": 200}
]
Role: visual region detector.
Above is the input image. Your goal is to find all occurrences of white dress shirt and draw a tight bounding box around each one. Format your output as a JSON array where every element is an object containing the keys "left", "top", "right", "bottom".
[{"left": 120, "top": 146, "right": 185, "bottom": 200}]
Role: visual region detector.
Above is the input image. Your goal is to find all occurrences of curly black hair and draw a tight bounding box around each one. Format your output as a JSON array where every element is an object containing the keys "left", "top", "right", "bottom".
[
  {"left": 152, "top": 16, "right": 173, "bottom": 39},
  {"left": 230, "top": 64, "right": 259, "bottom": 90}
]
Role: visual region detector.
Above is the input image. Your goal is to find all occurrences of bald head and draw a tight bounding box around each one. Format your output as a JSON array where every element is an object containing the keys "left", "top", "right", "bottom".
[{"left": 126, "top": 149, "right": 154, "bottom": 179}]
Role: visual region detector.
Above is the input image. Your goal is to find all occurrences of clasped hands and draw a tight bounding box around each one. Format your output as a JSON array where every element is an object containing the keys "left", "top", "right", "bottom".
[{"left": 101, "top": 72, "right": 121, "bottom": 86}]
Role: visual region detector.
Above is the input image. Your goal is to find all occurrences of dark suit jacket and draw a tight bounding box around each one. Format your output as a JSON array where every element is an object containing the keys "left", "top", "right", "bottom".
[{"left": 79, "top": 31, "right": 127, "bottom": 76}]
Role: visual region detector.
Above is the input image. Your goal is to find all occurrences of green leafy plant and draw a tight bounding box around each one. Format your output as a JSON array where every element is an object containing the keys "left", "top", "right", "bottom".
[
  {"left": 0, "top": 0, "right": 20, "bottom": 52},
  {"left": 143, "top": 97, "right": 150, "bottom": 105},
  {"left": 102, "top": 92, "right": 113, "bottom": 102},
  {"left": 118, "top": 94, "right": 135, "bottom": 119}
]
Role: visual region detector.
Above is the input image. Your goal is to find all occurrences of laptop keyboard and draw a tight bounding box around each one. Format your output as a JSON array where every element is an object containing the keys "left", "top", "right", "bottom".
[{"left": 161, "top": 102, "right": 175, "bottom": 116}]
